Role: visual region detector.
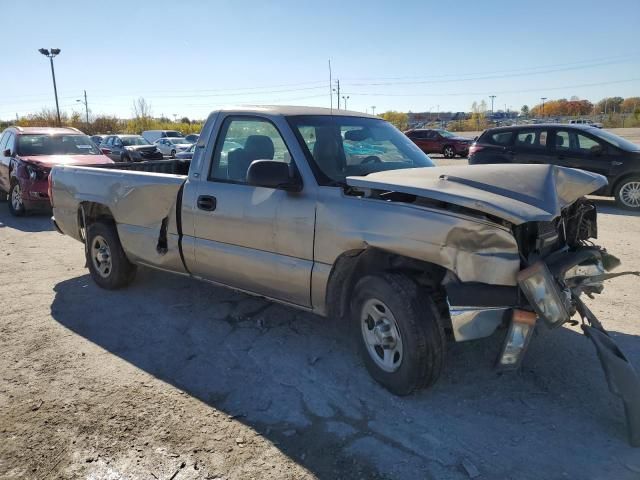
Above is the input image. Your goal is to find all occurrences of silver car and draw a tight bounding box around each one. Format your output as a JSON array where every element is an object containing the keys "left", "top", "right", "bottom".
[{"left": 154, "top": 137, "right": 192, "bottom": 158}]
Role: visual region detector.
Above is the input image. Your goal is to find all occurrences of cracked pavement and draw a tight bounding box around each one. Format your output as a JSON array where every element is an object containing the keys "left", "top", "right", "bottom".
[{"left": 1, "top": 194, "right": 640, "bottom": 479}]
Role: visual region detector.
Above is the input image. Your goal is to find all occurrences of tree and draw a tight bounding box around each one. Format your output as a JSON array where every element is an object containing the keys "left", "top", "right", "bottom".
[
  {"left": 621, "top": 97, "right": 640, "bottom": 113},
  {"left": 131, "top": 97, "right": 153, "bottom": 132},
  {"left": 521, "top": 105, "right": 530, "bottom": 117},
  {"left": 380, "top": 111, "right": 408, "bottom": 130},
  {"left": 595, "top": 97, "right": 623, "bottom": 114},
  {"left": 180, "top": 117, "right": 191, "bottom": 124}
]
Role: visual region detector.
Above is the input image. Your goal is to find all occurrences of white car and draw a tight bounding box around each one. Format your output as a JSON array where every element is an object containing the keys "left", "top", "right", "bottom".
[
  {"left": 154, "top": 138, "right": 192, "bottom": 158},
  {"left": 569, "top": 119, "right": 603, "bottom": 129}
]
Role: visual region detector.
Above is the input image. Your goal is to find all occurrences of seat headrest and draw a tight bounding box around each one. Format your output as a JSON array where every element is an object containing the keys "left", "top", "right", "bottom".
[{"left": 244, "top": 135, "right": 274, "bottom": 160}]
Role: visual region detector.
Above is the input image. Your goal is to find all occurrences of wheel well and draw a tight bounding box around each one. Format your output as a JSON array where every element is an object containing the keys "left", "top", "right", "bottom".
[
  {"left": 325, "top": 247, "right": 448, "bottom": 322},
  {"left": 77, "top": 202, "right": 115, "bottom": 241},
  {"left": 612, "top": 174, "right": 640, "bottom": 196}
]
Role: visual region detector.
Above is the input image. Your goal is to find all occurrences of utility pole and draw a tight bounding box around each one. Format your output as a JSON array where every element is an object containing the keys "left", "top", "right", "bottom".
[
  {"left": 541, "top": 97, "right": 547, "bottom": 117},
  {"left": 489, "top": 95, "right": 496, "bottom": 114},
  {"left": 371, "top": 106, "right": 376, "bottom": 115},
  {"left": 332, "top": 79, "right": 341, "bottom": 109},
  {"left": 38, "top": 48, "right": 62, "bottom": 125},
  {"left": 342, "top": 95, "right": 350, "bottom": 110},
  {"left": 76, "top": 90, "right": 89, "bottom": 130}
]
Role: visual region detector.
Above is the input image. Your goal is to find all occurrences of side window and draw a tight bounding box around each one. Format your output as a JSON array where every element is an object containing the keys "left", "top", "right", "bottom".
[
  {"left": 105, "top": 137, "right": 113, "bottom": 146},
  {"left": 425, "top": 131, "right": 437, "bottom": 140},
  {"left": 576, "top": 133, "right": 603, "bottom": 154},
  {"left": 0, "top": 132, "right": 8, "bottom": 152},
  {"left": 209, "top": 117, "right": 292, "bottom": 183},
  {"left": 4, "top": 133, "right": 15, "bottom": 153},
  {"left": 490, "top": 131, "right": 513, "bottom": 146},
  {"left": 555, "top": 130, "right": 573, "bottom": 151},
  {"left": 515, "top": 129, "right": 548, "bottom": 150}
]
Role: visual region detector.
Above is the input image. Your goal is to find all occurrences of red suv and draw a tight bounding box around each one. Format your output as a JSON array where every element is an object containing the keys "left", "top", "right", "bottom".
[
  {"left": 405, "top": 128, "right": 472, "bottom": 158},
  {"left": 0, "top": 126, "right": 113, "bottom": 216}
]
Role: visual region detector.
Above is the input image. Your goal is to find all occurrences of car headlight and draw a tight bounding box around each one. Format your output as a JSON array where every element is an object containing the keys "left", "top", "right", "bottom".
[
  {"left": 26, "top": 165, "right": 38, "bottom": 180},
  {"left": 517, "top": 262, "right": 570, "bottom": 327}
]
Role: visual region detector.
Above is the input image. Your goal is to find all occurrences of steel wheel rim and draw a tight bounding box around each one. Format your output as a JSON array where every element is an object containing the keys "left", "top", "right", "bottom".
[
  {"left": 620, "top": 181, "right": 640, "bottom": 208},
  {"left": 360, "top": 298, "right": 403, "bottom": 373},
  {"left": 91, "top": 235, "right": 113, "bottom": 278},
  {"left": 11, "top": 184, "right": 23, "bottom": 210}
]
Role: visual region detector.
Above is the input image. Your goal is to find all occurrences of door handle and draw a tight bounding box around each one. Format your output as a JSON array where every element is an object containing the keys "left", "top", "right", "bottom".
[
  {"left": 197, "top": 195, "right": 217, "bottom": 211},
  {"left": 612, "top": 161, "right": 623, "bottom": 166}
]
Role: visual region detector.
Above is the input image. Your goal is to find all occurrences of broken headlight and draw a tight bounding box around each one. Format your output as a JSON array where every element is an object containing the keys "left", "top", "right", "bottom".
[{"left": 517, "top": 262, "right": 570, "bottom": 327}]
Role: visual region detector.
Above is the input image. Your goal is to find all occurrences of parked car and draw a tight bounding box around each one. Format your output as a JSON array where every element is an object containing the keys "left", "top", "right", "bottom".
[
  {"left": 49, "top": 106, "right": 640, "bottom": 445},
  {"left": 141, "top": 130, "right": 184, "bottom": 144},
  {"left": 154, "top": 137, "right": 192, "bottom": 157},
  {"left": 184, "top": 134, "right": 199, "bottom": 144},
  {"left": 570, "top": 119, "right": 603, "bottom": 128},
  {"left": 0, "top": 126, "right": 113, "bottom": 216},
  {"left": 99, "top": 135, "right": 163, "bottom": 162},
  {"left": 404, "top": 128, "right": 472, "bottom": 158},
  {"left": 468, "top": 124, "right": 640, "bottom": 209},
  {"left": 90, "top": 135, "right": 105, "bottom": 146},
  {"left": 175, "top": 144, "right": 195, "bottom": 159}
]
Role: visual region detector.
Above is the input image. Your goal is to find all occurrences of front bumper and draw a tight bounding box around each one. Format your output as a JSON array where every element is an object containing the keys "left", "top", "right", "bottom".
[{"left": 18, "top": 177, "right": 51, "bottom": 210}]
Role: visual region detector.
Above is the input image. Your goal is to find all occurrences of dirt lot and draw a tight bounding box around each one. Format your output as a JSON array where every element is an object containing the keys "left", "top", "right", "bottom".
[{"left": 2, "top": 131, "right": 640, "bottom": 479}]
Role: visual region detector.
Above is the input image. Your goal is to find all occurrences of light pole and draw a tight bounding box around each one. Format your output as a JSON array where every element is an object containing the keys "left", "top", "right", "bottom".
[
  {"left": 332, "top": 79, "right": 341, "bottom": 109},
  {"left": 489, "top": 95, "right": 496, "bottom": 114},
  {"left": 371, "top": 106, "right": 376, "bottom": 115},
  {"left": 342, "top": 95, "right": 350, "bottom": 110},
  {"left": 38, "top": 48, "right": 62, "bottom": 125},
  {"left": 76, "top": 90, "right": 89, "bottom": 130},
  {"left": 541, "top": 97, "right": 547, "bottom": 117}
]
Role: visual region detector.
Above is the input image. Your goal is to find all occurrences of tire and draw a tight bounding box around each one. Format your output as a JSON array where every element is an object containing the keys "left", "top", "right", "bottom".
[
  {"left": 8, "top": 182, "right": 26, "bottom": 216},
  {"left": 442, "top": 145, "right": 455, "bottom": 159},
  {"left": 121, "top": 154, "right": 131, "bottom": 163},
  {"left": 614, "top": 176, "right": 640, "bottom": 210},
  {"left": 170, "top": 149, "right": 176, "bottom": 158},
  {"left": 352, "top": 273, "right": 446, "bottom": 395},
  {"left": 85, "top": 221, "right": 137, "bottom": 289}
]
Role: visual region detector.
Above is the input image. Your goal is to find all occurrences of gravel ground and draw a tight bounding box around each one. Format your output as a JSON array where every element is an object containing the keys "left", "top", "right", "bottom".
[{"left": 2, "top": 130, "right": 640, "bottom": 479}]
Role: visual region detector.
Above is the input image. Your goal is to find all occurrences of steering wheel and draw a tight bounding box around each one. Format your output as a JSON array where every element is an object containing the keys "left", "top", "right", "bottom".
[{"left": 361, "top": 155, "right": 382, "bottom": 164}]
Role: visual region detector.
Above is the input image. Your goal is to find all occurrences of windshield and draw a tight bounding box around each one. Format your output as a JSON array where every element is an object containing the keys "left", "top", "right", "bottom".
[
  {"left": 288, "top": 116, "right": 434, "bottom": 185},
  {"left": 17, "top": 134, "right": 102, "bottom": 156},
  {"left": 589, "top": 129, "right": 640, "bottom": 151},
  {"left": 437, "top": 130, "right": 456, "bottom": 138},
  {"left": 121, "top": 136, "right": 150, "bottom": 146},
  {"left": 165, "top": 131, "right": 183, "bottom": 138}
]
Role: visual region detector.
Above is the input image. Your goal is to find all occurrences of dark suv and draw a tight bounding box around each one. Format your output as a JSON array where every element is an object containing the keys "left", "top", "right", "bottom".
[
  {"left": 468, "top": 124, "right": 640, "bottom": 209},
  {"left": 99, "top": 134, "right": 163, "bottom": 162},
  {"left": 405, "top": 129, "right": 472, "bottom": 158}
]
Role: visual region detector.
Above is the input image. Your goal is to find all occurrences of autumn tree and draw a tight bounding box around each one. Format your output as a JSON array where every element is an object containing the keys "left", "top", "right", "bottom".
[{"left": 380, "top": 111, "right": 409, "bottom": 130}]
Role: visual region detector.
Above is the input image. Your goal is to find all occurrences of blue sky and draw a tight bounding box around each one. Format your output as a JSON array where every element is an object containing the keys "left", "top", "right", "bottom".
[{"left": 2, "top": 0, "right": 639, "bottom": 120}]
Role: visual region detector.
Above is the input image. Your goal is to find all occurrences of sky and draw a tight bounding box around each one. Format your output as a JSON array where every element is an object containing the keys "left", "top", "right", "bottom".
[{"left": 1, "top": 0, "right": 639, "bottom": 120}]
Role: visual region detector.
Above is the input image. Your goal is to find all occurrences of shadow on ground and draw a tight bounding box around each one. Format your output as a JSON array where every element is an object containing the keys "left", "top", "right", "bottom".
[
  {"left": 50, "top": 269, "right": 640, "bottom": 479},
  {"left": 0, "top": 204, "right": 53, "bottom": 232},
  {"left": 591, "top": 197, "right": 640, "bottom": 217}
]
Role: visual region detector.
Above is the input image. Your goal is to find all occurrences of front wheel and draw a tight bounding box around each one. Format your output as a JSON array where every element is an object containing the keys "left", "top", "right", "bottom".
[
  {"left": 442, "top": 145, "right": 455, "bottom": 158},
  {"left": 614, "top": 177, "right": 640, "bottom": 210},
  {"left": 86, "top": 222, "right": 137, "bottom": 289},
  {"left": 170, "top": 149, "right": 176, "bottom": 158},
  {"left": 352, "top": 274, "right": 446, "bottom": 395},
  {"left": 8, "top": 182, "right": 26, "bottom": 216}
]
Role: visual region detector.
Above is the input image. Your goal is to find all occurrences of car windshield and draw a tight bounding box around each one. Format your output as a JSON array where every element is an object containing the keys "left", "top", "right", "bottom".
[
  {"left": 121, "top": 136, "right": 150, "bottom": 146},
  {"left": 17, "top": 134, "right": 101, "bottom": 156},
  {"left": 165, "top": 131, "right": 183, "bottom": 138},
  {"left": 288, "top": 115, "right": 434, "bottom": 185},
  {"left": 590, "top": 129, "right": 640, "bottom": 151},
  {"left": 437, "top": 130, "right": 456, "bottom": 138}
]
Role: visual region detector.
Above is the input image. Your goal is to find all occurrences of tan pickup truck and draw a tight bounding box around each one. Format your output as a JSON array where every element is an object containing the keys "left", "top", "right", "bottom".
[{"left": 49, "top": 106, "right": 640, "bottom": 445}]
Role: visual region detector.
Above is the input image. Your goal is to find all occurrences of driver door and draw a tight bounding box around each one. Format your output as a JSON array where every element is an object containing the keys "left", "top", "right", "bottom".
[{"left": 189, "top": 115, "right": 316, "bottom": 307}]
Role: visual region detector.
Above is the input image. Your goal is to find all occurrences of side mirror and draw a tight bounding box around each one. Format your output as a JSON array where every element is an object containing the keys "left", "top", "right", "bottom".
[
  {"left": 247, "top": 160, "right": 301, "bottom": 192},
  {"left": 2, "top": 149, "right": 10, "bottom": 157},
  {"left": 100, "top": 147, "right": 112, "bottom": 155}
]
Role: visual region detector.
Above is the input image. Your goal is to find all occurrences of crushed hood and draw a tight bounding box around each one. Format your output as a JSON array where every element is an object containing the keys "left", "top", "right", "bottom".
[{"left": 347, "top": 164, "right": 607, "bottom": 225}]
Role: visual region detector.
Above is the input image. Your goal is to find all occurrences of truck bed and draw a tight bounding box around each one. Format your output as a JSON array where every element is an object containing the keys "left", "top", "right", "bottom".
[{"left": 94, "top": 158, "right": 191, "bottom": 176}]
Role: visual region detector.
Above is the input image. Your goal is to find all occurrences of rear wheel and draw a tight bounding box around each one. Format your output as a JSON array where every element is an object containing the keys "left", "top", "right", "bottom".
[
  {"left": 8, "top": 182, "right": 26, "bottom": 216},
  {"left": 614, "top": 177, "right": 640, "bottom": 210},
  {"left": 86, "top": 222, "right": 137, "bottom": 289},
  {"left": 352, "top": 274, "right": 446, "bottom": 395},
  {"left": 170, "top": 149, "right": 176, "bottom": 158},
  {"left": 442, "top": 145, "right": 455, "bottom": 158}
]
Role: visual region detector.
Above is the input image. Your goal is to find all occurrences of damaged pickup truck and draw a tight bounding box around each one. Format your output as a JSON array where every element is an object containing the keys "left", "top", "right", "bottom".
[{"left": 49, "top": 106, "right": 640, "bottom": 446}]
